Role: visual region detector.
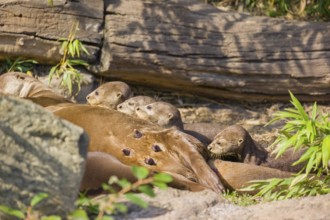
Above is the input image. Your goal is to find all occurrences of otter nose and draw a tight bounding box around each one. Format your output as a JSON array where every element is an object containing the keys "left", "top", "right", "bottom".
[
  {"left": 86, "top": 95, "right": 90, "bottom": 100},
  {"left": 207, "top": 145, "right": 212, "bottom": 151},
  {"left": 135, "top": 107, "right": 140, "bottom": 111},
  {"left": 117, "top": 104, "right": 122, "bottom": 109}
]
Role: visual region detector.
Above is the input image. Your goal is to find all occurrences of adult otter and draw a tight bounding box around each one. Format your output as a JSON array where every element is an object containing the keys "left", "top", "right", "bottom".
[
  {"left": 82, "top": 152, "right": 292, "bottom": 195},
  {"left": 207, "top": 125, "right": 305, "bottom": 173},
  {"left": 0, "top": 72, "right": 71, "bottom": 106},
  {"left": 208, "top": 159, "right": 292, "bottom": 194},
  {"left": 117, "top": 96, "right": 156, "bottom": 115},
  {"left": 86, "top": 81, "right": 132, "bottom": 109},
  {"left": 81, "top": 152, "right": 207, "bottom": 193},
  {"left": 52, "top": 104, "right": 224, "bottom": 193}
]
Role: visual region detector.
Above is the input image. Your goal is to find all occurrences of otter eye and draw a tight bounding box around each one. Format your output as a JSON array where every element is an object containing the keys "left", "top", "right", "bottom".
[
  {"left": 95, "top": 91, "right": 99, "bottom": 96},
  {"left": 217, "top": 142, "right": 221, "bottom": 145},
  {"left": 146, "top": 105, "right": 152, "bottom": 110},
  {"left": 128, "top": 102, "right": 134, "bottom": 106}
]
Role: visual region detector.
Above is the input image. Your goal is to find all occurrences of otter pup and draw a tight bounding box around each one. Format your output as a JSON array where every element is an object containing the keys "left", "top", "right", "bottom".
[
  {"left": 135, "top": 101, "right": 184, "bottom": 130},
  {"left": 207, "top": 125, "right": 305, "bottom": 173},
  {"left": 86, "top": 81, "right": 132, "bottom": 109},
  {"left": 117, "top": 96, "right": 156, "bottom": 115},
  {"left": 134, "top": 101, "right": 224, "bottom": 145},
  {"left": 0, "top": 72, "right": 71, "bottom": 106}
]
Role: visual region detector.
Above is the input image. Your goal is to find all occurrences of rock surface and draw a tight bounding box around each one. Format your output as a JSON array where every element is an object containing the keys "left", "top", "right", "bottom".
[
  {"left": 0, "top": 95, "right": 88, "bottom": 218},
  {"left": 115, "top": 188, "right": 330, "bottom": 220}
]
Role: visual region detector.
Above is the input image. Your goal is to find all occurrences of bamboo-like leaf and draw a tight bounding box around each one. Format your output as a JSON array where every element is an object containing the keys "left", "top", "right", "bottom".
[
  {"left": 305, "top": 151, "right": 317, "bottom": 174},
  {"left": 73, "top": 40, "right": 80, "bottom": 57},
  {"left": 113, "top": 203, "right": 128, "bottom": 213},
  {"left": 292, "top": 147, "right": 314, "bottom": 166},
  {"left": 290, "top": 174, "right": 307, "bottom": 188},
  {"left": 68, "top": 42, "right": 75, "bottom": 57},
  {"left": 289, "top": 91, "right": 309, "bottom": 121},
  {"left": 80, "top": 43, "right": 90, "bottom": 55},
  {"left": 311, "top": 102, "right": 318, "bottom": 121},
  {"left": 322, "top": 135, "right": 330, "bottom": 169}
]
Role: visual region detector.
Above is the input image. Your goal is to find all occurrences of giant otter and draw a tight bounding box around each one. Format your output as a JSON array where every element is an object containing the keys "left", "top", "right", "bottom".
[
  {"left": 0, "top": 72, "right": 71, "bottom": 106},
  {"left": 207, "top": 125, "right": 306, "bottom": 173},
  {"left": 86, "top": 81, "right": 132, "bottom": 109},
  {"left": 134, "top": 101, "right": 224, "bottom": 145},
  {"left": 208, "top": 159, "right": 292, "bottom": 194},
  {"left": 52, "top": 104, "right": 224, "bottom": 193},
  {"left": 117, "top": 95, "right": 157, "bottom": 115}
]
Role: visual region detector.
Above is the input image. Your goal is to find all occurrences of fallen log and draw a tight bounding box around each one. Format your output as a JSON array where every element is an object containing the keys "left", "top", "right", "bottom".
[{"left": 1, "top": 0, "right": 330, "bottom": 102}]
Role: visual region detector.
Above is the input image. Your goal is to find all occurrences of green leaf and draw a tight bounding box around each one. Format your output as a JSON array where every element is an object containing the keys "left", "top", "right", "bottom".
[
  {"left": 30, "top": 193, "right": 49, "bottom": 207},
  {"left": 80, "top": 43, "right": 90, "bottom": 55},
  {"left": 73, "top": 40, "right": 80, "bottom": 57},
  {"left": 137, "top": 185, "right": 155, "bottom": 197},
  {"left": 131, "top": 166, "right": 149, "bottom": 180},
  {"left": 311, "top": 102, "right": 318, "bottom": 121},
  {"left": 113, "top": 203, "right": 128, "bottom": 213},
  {"left": 322, "top": 135, "right": 330, "bottom": 169},
  {"left": 289, "top": 91, "right": 309, "bottom": 121},
  {"left": 68, "top": 209, "right": 89, "bottom": 220},
  {"left": 117, "top": 179, "right": 132, "bottom": 189},
  {"left": 47, "top": 0, "right": 53, "bottom": 6},
  {"left": 152, "top": 181, "right": 168, "bottom": 190},
  {"left": 153, "top": 173, "right": 173, "bottom": 183},
  {"left": 41, "top": 216, "right": 62, "bottom": 220},
  {"left": 98, "top": 216, "right": 114, "bottom": 220},
  {"left": 125, "top": 193, "right": 148, "bottom": 208},
  {"left": 0, "top": 205, "right": 25, "bottom": 219},
  {"left": 68, "top": 42, "right": 75, "bottom": 57}
]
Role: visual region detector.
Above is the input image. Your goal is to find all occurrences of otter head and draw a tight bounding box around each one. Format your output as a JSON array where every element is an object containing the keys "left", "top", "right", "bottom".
[
  {"left": 134, "top": 101, "right": 184, "bottom": 130},
  {"left": 86, "top": 81, "right": 132, "bottom": 109},
  {"left": 207, "top": 125, "right": 247, "bottom": 161},
  {"left": 117, "top": 96, "right": 156, "bottom": 115}
]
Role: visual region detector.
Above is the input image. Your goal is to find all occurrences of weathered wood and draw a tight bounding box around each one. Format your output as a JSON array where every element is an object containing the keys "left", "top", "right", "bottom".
[
  {"left": 1, "top": 0, "right": 330, "bottom": 102},
  {"left": 95, "top": 0, "right": 330, "bottom": 102},
  {"left": 0, "top": 0, "right": 103, "bottom": 63}
]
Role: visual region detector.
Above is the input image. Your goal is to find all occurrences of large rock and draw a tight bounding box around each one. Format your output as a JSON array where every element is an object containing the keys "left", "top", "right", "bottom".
[{"left": 0, "top": 95, "right": 88, "bottom": 218}]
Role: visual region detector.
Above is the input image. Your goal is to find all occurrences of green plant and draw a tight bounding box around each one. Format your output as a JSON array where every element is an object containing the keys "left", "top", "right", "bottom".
[
  {"left": 0, "top": 193, "right": 60, "bottom": 220},
  {"left": 0, "top": 57, "right": 38, "bottom": 74},
  {"left": 0, "top": 166, "right": 173, "bottom": 220},
  {"left": 241, "top": 91, "right": 330, "bottom": 200},
  {"left": 223, "top": 190, "right": 260, "bottom": 206},
  {"left": 77, "top": 166, "right": 173, "bottom": 219},
  {"left": 49, "top": 22, "right": 89, "bottom": 95}
]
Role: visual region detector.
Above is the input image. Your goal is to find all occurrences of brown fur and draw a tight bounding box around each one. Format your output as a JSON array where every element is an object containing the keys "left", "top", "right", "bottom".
[
  {"left": 135, "top": 101, "right": 184, "bottom": 130},
  {"left": 117, "top": 96, "right": 156, "bottom": 115},
  {"left": 207, "top": 125, "right": 305, "bottom": 173},
  {"left": 86, "top": 81, "right": 132, "bottom": 109},
  {"left": 0, "top": 72, "right": 71, "bottom": 106},
  {"left": 184, "top": 123, "right": 226, "bottom": 145},
  {"left": 52, "top": 104, "right": 223, "bottom": 193},
  {"left": 208, "top": 159, "right": 292, "bottom": 194},
  {"left": 81, "top": 152, "right": 207, "bottom": 193}
]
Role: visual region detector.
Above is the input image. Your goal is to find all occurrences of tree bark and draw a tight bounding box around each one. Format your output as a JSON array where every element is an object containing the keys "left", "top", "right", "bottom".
[{"left": 1, "top": 0, "right": 330, "bottom": 102}]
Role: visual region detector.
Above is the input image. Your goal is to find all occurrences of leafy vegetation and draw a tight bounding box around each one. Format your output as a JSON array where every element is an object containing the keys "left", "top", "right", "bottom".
[
  {"left": 208, "top": 0, "right": 330, "bottom": 21},
  {"left": 0, "top": 57, "right": 38, "bottom": 74},
  {"left": 0, "top": 166, "right": 172, "bottom": 220},
  {"left": 241, "top": 91, "right": 330, "bottom": 201},
  {"left": 223, "top": 190, "right": 260, "bottom": 206},
  {"left": 49, "top": 22, "right": 89, "bottom": 96}
]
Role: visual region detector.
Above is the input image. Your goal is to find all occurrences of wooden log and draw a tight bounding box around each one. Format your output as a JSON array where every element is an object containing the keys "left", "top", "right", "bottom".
[
  {"left": 94, "top": 0, "right": 330, "bottom": 102},
  {"left": 1, "top": 0, "right": 330, "bottom": 102},
  {"left": 0, "top": 0, "right": 103, "bottom": 63}
]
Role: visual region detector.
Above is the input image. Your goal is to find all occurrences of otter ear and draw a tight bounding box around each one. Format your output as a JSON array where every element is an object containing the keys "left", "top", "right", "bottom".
[
  {"left": 116, "top": 92, "right": 122, "bottom": 98},
  {"left": 238, "top": 138, "right": 244, "bottom": 145},
  {"left": 168, "top": 113, "right": 173, "bottom": 119}
]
